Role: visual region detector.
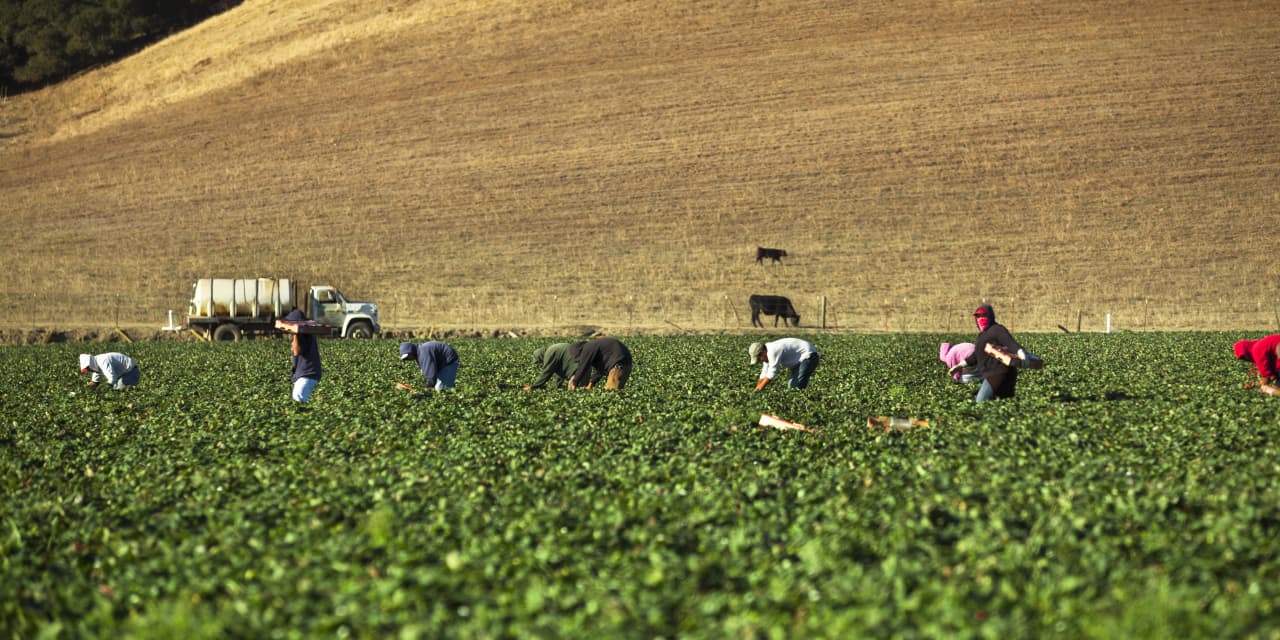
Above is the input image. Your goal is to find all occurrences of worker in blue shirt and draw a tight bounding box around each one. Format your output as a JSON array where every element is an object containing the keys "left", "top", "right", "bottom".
[
  {"left": 399, "top": 341, "right": 460, "bottom": 391},
  {"left": 282, "top": 309, "right": 322, "bottom": 402}
]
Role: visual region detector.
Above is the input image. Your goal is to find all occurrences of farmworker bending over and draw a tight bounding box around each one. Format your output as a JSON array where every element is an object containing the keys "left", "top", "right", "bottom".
[
  {"left": 524, "top": 342, "right": 579, "bottom": 390},
  {"left": 284, "top": 309, "right": 322, "bottom": 403},
  {"left": 750, "top": 338, "right": 819, "bottom": 390},
  {"left": 972, "top": 304, "right": 1041, "bottom": 403},
  {"left": 939, "top": 342, "right": 979, "bottom": 383},
  {"left": 79, "top": 352, "right": 140, "bottom": 390},
  {"left": 400, "top": 341, "right": 460, "bottom": 391},
  {"left": 568, "top": 337, "right": 632, "bottom": 390},
  {"left": 1233, "top": 335, "right": 1280, "bottom": 396}
]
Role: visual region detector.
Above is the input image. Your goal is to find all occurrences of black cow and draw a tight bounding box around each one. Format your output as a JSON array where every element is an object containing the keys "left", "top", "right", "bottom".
[
  {"left": 749, "top": 294, "right": 800, "bottom": 327},
  {"left": 755, "top": 246, "right": 788, "bottom": 264}
]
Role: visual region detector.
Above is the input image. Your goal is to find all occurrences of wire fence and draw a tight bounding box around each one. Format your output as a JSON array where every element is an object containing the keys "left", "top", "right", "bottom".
[{"left": 1, "top": 291, "right": 1276, "bottom": 335}]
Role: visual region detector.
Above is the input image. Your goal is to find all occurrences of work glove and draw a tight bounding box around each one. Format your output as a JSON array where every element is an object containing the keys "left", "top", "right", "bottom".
[{"left": 1016, "top": 350, "right": 1043, "bottom": 369}]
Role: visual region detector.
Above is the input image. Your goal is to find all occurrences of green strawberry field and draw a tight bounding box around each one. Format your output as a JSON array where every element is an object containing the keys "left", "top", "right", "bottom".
[{"left": 2, "top": 333, "right": 1278, "bottom": 638}]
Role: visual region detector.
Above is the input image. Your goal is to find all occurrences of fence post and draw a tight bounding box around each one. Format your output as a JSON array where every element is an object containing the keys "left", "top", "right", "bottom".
[
  {"left": 725, "top": 295, "right": 741, "bottom": 327},
  {"left": 820, "top": 296, "right": 827, "bottom": 329}
]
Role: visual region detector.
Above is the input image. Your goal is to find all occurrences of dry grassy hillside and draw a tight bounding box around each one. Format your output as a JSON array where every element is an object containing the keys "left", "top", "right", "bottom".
[{"left": 1, "top": 0, "right": 1277, "bottom": 335}]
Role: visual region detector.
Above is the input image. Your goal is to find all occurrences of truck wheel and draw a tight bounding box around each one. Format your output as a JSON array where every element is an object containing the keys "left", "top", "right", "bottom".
[
  {"left": 347, "top": 321, "right": 374, "bottom": 339},
  {"left": 212, "top": 324, "right": 242, "bottom": 342}
]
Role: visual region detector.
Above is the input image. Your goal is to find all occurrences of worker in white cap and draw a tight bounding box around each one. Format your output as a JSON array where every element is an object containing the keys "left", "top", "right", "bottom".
[
  {"left": 79, "top": 352, "right": 141, "bottom": 390},
  {"left": 749, "top": 338, "right": 819, "bottom": 390}
]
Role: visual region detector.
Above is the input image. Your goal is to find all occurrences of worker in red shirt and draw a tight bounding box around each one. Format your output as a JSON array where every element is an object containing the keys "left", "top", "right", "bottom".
[{"left": 1233, "top": 335, "right": 1280, "bottom": 396}]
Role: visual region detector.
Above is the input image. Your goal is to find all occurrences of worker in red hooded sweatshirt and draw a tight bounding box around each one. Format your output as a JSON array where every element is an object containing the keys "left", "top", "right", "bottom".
[
  {"left": 971, "top": 303, "right": 1042, "bottom": 403},
  {"left": 1233, "top": 335, "right": 1280, "bottom": 396}
]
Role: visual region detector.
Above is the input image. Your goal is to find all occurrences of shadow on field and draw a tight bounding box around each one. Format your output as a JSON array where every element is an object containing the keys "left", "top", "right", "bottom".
[{"left": 1050, "top": 390, "right": 1148, "bottom": 403}]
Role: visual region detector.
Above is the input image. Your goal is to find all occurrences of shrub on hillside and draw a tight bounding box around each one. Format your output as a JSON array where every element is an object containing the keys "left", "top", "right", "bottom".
[{"left": 0, "top": 0, "right": 240, "bottom": 94}]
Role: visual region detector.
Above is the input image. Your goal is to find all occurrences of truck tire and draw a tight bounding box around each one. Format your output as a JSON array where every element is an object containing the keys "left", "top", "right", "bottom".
[
  {"left": 212, "top": 324, "right": 242, "bottom": 342},
  {"left": 347, "top": 321, "right": 374, "bottom": 339}
]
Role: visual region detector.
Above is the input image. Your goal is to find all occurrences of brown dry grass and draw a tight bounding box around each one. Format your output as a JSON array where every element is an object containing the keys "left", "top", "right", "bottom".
[{"left": 1, "top": 0, "right": 1278, "bottom": 334}]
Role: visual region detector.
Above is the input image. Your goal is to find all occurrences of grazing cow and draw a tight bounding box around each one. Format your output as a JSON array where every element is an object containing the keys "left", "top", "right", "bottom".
[
  {"left": 749, "top": 294, "right": 800, "bottom": 327},
  {"left": 755, "top": 246, "right": 788, "bottom": 264}
]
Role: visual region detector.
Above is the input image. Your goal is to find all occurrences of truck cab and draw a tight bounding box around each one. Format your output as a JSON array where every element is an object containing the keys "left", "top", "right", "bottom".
[{"left": 308, "top": 285, "right": 379, "bottom": 338}]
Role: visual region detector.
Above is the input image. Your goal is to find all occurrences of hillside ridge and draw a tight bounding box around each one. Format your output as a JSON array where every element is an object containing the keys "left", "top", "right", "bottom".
[{"left": 2, "top": 0, "right": 1278, "bottom": 333}]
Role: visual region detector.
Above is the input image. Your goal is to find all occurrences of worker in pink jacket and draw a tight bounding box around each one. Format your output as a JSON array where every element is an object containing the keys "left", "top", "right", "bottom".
[
  {"left": 939, "top": 342, "right": 979, "bottom": 383},
  {"left": 1233, "top": 335, "right": 1280, "bottom": 396}
]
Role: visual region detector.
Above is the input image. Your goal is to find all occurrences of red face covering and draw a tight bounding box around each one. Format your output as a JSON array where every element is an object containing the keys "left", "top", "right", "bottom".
[{"left": 976, "top": 316, "right": 991, "bottom": 331}]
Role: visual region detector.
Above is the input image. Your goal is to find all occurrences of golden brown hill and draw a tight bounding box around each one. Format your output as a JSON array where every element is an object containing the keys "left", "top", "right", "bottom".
[{"left": 1, "top": 0, "right": 1277, "bottom": 334}]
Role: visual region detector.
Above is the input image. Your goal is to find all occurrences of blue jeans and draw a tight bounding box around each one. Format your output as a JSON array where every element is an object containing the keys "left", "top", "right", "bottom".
[
  {"left": 115, "top": 365, "right": 141, "bottom": 390},
  {"left": 434, "top": 362, "right": 459, "bottom": 390},
  {"left": 975, "top": 379, "right": 995, "bottom": 403},
  {"left": 292, "top": 377, "right": 319, "bottom": 402},
  {"left": 975, "top": 370, "right": 1017, "bottom": 403},
  {"left": 789, "top": 354, "right": 820, "bottom": 389}
]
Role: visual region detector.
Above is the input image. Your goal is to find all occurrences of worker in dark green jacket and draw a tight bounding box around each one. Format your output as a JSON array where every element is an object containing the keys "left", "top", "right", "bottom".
[{"left": 523, "top": 342, "right": 580, "bottom": 390}]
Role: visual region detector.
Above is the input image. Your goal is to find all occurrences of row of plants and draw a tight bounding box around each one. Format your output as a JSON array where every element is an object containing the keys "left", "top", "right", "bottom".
[{"left": 1, "top": 333, "right": 1277, "bottom": 638}]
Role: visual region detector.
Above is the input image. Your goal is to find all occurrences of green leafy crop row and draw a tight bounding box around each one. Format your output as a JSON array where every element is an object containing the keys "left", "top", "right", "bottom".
[{"left": 1, "top": 333, "right": 1277, "bottom": 638}]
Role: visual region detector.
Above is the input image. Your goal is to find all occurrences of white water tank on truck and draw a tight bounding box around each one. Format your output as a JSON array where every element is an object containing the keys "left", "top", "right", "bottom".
[{"left": 189, "top": 278, "right": 294, "bottom": 319}]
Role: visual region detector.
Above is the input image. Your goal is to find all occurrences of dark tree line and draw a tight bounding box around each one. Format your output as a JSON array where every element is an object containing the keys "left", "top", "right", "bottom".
[{"left": 0, "top": 0, "right": 240, "bottom": 95}]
